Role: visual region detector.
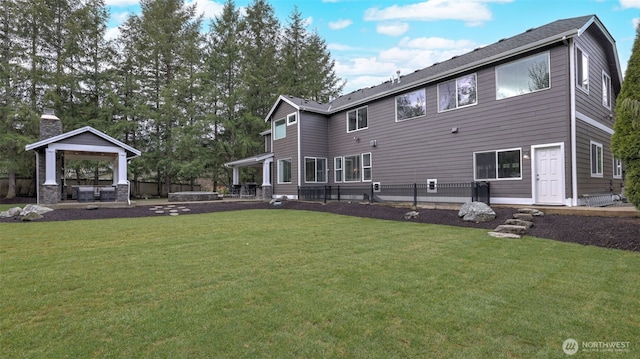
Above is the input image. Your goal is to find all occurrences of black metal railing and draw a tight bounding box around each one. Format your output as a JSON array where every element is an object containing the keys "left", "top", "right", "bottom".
[{"left": 299, "top": 182, "right": 490, "bottom": 205}]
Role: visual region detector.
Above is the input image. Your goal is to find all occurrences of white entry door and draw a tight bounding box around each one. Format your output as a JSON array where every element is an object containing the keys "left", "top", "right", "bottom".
[{"left": 534, "top": 145, "right": 564, "bottom": 205}]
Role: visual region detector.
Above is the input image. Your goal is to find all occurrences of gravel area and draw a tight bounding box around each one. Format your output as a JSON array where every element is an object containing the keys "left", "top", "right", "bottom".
[{"left": 1, "top": 198, "right": 638, "bottom": 252}]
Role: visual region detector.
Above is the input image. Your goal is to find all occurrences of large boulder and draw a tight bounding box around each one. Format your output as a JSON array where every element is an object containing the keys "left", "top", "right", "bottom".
[
  {"left": 0, "top": 207, "right": 22, "bottom": 218},
  {"left": 21, "top": 212, "right": 43, "bottom": 221},
  {"left": 20, "top": 204, "right": 53, "bottom": 216},
  {"left": 458, "top": 202, "right": 496, "bottom": 223}
]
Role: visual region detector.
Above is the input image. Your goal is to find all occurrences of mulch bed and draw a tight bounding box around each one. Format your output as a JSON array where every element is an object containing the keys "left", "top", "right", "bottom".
[{"left": 1, "top": 198, "right": 639, "bottom": 252}]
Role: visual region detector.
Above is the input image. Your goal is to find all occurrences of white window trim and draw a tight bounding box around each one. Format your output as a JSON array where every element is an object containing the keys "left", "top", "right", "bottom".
[
  {"left": 590, "top": 141, "right": 603, "bottom": 178},
  {"left": 274, "top": 118, "right": 286, "bottom": 140},
  {"left": 343, "top": 154, "right": 361, "bottom": 182},
  {"left": 473, "top": 147, "right": 523, "bottom": 181},
  {"left": 287, "top": 112, "right": 297, "bottom": 125},
  {"left": 395, "top": 88, "right": 427, "bottom": 122},
  {"left": 304, "top": 157, "right": 327, "bottom": 183},
  {"left": 576, "top": 46, "right": 589, "bottom": 94},
  {"left": 602, "top": 71, "right": 612, "bottom": 109},
  {"left": 437, "top": 73, "right": 478, "bottom": 112},
  {"left": 346, "top": 106, "right": 368, "bottom": 133},
  {"left": 613, "top": 156, "right": 622, "bottom": 179},
  {"left": 362, "top": 153, "right": 372, "bottom": 182},
  {"left": 495, "top": 52, "right": 551, "bottom": 100},
  {"left": 334, "top": 157, "right": 343, "bottom": 183},
  {"left": 277, "top": 158, "right": 292, "bottom": 184}
]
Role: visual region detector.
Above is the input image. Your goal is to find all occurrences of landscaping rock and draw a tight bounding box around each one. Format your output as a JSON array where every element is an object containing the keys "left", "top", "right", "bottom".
[
  {"left": 517, "top": 208, "right": 545, "bottom": 216},
  {"left": 488, "top": 231, "right": 521, "bottom": 239},
  {"left": 505, "top": 218, "right": 534, "bottom": 228},
  {"left": 458, "top": 202, "right": 496, "bottom": 223},
  {"left": 404, "top": 211, "right": 419, "bottom": 220},
  {"left": 86, "top": 205, "right": 99, "bottom": 210},
  {"left": 20, "top": 204, "right": 53, "bottom": 216},
  {"left": 494, "top": 224, "right": 528, "bottom": 235},
  {"left": 21, "top": 212, "right": 43, "bottom": 221},
  {"left": 0, "top": 207, "right": 22, "bottom": 218},
  {"left": 513, "top": 213, "right": 534, "bottom": 221}
]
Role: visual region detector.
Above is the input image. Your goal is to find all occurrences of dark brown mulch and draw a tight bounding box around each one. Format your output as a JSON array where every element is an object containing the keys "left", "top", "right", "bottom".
[{"left": 1, "top": 198, "right": 638, "bottom": 252}]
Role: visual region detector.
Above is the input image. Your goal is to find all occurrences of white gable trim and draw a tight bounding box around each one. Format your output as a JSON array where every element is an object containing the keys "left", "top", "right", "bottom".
[{"left": 25, "top": 126, "right": 141, "bottom": 158}]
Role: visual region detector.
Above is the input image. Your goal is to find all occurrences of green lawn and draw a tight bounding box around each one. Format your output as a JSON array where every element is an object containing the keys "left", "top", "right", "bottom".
[{"left": 1, "top": 209, "right": 638, "bottom": 358}]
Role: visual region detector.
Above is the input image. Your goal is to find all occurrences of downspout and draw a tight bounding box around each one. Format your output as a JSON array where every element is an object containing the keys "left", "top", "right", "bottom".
[
  {"left": 35, "top": 152, "right": 40, "bottom": 204},
  {"left": 297, "top": 109, "right": 302, "bottom": 194},
  {"left": 569, "top": 38, "right": 578, "bottom": 206}
]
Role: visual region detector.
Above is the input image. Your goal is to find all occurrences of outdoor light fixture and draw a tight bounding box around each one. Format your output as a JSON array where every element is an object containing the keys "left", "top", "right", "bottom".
[
  {"left": 451, "top": 127, "right": 459, "bottom": 133},
  {"left": 523, "top": 149, "right": 531, "bottom": 160},
  {"left": 369, "top": 139, "right": 377, "bottom": 147}
]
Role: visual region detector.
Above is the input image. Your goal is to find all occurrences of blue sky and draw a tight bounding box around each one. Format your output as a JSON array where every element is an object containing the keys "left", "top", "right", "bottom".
[{"left": 106, "top": 0, "right": 640, "bottom": 94}]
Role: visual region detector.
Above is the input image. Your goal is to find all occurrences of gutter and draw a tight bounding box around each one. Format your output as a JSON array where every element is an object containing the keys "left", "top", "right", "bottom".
[{"left": 569, "top": 39, "right": 579, "bottom": 206}]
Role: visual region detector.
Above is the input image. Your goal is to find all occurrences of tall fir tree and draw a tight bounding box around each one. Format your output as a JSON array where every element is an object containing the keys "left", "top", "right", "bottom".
[
  {"left": 302, "top": 29, "right": 344, "bottom": 103},
  {"left": 612, "top": 24, "right": 640, "bottom": 208},
  {"left": 278, "top": 5, "right": 307, "bottom": 98},
  {"left": 205, "top": 0, "right": 246, "bottom": 186}
]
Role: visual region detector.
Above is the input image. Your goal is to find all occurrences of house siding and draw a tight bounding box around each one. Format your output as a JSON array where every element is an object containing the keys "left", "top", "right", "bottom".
[
  {"left": 259, "top": 16, "right": 623, "bottom": 205},
  {"left": 573, "top": 26, "right": 623, "bottom": 197},
  {"left": 270, "top": 102, "right": 299, "bottom": 197},
  {"left": 326, "top": 45, "right": 571, "bottom": 202},
  {"left": 300, "top": 112, "right": 329, "bottom": 184}
]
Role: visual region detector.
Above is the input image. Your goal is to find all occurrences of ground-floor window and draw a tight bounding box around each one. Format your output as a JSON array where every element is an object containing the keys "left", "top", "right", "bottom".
[
  {"left": 474, "top": 148, "right": 521, "bottom": 180},
  {"left": 590, "top": 141, "right": 603, "bottom": 177},
  {"left": 613, "top": 156, "right": 622, "bottom": 179},
  {"left": 278, "top": 158, "right": 292, "bottom": 183},
  {"left": 335, "top": 153, "right": 373, "bottom": 182},
  {"left": 305, "top": 157, "right": 327, "bottom": 183}
]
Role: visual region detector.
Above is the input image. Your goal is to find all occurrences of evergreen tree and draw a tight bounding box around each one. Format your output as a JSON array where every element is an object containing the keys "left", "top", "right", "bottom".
[
  {"left": 612, "top": 23, "right": 640, "bottom": 208},
  {"left": 204, "top": 0, "right": 246, "bottom": 186},
  {"left": 278, "top": 5, "right": 307, "bottom": 97},
  {"left": 302, "top": 29, "right": 344, "bottom": 102},
  {"left": 0, "top": 0, "right": 39, "bottom": 198}
]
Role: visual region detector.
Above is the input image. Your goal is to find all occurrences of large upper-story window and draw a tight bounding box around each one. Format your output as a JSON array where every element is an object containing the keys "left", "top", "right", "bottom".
[
  {"left": 576, "top": 47, "right": 589, "bottom": 93},
  {"left": 396, "top": 89, "right": 426, "bottom": 121},
  {"left": 347, "top": 106, "right": 368, "bottom": 132},
  {"left": 602, "top": 71, "right": 612, "bottom": 109},
  {"left": 474, "top": 148, "right": 522, "bottom": 180},
  {"left": 496, "top": 52, "right": 550, "bottom": 100},
  {"left": 274, "top": 118, "right": 286, "bottom": 140},
  {"left": 438, "top": 73, "right": 477, "bottom": 111},
  {"left": 305, "top": 157, "right": 327, "bottom": 183}
]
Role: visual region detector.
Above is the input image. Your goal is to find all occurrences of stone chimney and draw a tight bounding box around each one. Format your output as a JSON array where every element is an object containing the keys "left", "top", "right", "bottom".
[{"left": 40, "top": 108, "right": 63, "bottom": 140}]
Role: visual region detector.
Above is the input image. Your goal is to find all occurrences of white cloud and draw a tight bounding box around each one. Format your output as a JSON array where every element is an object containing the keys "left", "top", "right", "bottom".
[
  {"left": 377, "top": 22, "right": 410, "bottom": 36},
  {"left": 329, "top": 19, "right": 353, "bottom": 30},
  {"left": 634, "top": 17, "right": 640, "bottom": 28},
  {"left": 185, "top": 0, "right": 224, "bottom": 19},
  {"left": 304, "top": 16, "right": 314, "bottom": 27},
  {"left": 328, "top": 43, "right": 356, "bottom": 51},
  {"left": 363, "top": 0, "right": 513, "bottom": 26},
  {"left": 112, "top": 11, "right": 130, "bottom": 24},
  {"left": 620, "top": 0, "right": 640, "bottom": 9}
]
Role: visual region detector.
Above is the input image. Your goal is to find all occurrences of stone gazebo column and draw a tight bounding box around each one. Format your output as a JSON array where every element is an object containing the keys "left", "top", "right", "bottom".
[{"left": 38, "top": 111, "right": 63, "bottom": 205}]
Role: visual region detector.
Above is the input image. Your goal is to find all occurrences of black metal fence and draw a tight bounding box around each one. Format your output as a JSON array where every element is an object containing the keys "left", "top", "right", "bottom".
[{"left": 299, "top": 182, "right": 490, "bottom": 206}]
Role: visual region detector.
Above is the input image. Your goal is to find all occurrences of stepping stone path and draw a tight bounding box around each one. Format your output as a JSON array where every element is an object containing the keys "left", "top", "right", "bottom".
[
  {"left": 148, "top": 205, "right": 192, "bottom": 216},
  {"left": 488, "top": 208, "right": 544, "bottom": 239}
]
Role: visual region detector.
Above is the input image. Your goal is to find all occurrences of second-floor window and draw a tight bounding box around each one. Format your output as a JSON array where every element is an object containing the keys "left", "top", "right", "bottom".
[
  {"left": 496, "top": 52, "right": 550, "bottom": 100},
  {"left": 438, "top": 73, "right": 477, "bottom": 111},
  {"left": 347, "top": 106, "right": 368, "bottom": 132},
  {"left": 602, "top": 72, "right": 612, "bottom": 109},
  {"left": 396, "top": 89, "right": 426, "bottom": 121},
  {"left": 274, "top": 118, "right": 286, "bottom": 140},
  {"left": 576, "top": 47, "right": 589, "bottom": 93}
]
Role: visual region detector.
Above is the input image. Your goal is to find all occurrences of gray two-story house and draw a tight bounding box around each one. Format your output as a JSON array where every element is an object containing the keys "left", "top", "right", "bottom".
[{"left": 226, "top": 15, "right": 623, "bottom": 207}]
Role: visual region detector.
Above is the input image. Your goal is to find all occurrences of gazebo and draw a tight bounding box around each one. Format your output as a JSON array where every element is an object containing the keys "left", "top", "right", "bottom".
[{"left": 25, "top": 111, "right": 141, "bottom": 205}]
